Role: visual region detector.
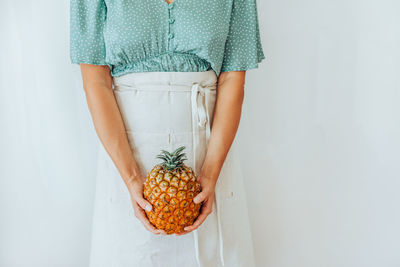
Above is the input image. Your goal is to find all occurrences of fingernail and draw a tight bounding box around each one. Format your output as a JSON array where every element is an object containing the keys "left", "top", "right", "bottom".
[
  {"left": 145, "top": 204, "right": 152, "bottom": 212},
  {"left": 159, "top": 230, "right": 166, "bottom": 235}
]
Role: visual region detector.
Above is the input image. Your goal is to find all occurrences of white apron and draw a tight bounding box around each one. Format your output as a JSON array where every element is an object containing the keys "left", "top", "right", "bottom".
[{"left": 89, "top": 70, "right": 256, "bottom": 267}]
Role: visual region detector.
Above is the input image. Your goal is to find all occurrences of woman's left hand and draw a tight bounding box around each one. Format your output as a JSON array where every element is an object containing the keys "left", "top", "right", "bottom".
[{"left": 176, "top": 174, "right": 217, "bottom": 235}]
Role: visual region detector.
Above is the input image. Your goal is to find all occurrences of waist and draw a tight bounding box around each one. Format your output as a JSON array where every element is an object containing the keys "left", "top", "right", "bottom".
[
  {"left": 112, "top": 69, "right": 217, "bottom": 92},
  {"left": 109, "top": 52, "right": 214, "bottom": 78}
]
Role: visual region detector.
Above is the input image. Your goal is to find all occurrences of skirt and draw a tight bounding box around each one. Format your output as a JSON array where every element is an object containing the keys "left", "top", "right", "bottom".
[{"left": 89, "top": 70, "right": 256, "bottom": 267}]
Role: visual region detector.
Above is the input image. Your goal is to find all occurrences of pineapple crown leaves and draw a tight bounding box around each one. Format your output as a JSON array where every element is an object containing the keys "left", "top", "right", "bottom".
[{"left": 156, "top": 146, "right": 188, "bottom": 170}]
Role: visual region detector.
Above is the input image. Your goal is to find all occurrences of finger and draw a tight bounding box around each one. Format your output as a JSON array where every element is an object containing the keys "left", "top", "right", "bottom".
[
  {"left": 184, "top": 200, "right": 212, "bottom": 232},
  {"left": 134, "top": 205, "right": 167, "bottom": 235},
  {"left": 175, "top": 231, "right": 189, "bottom": 236},
  {"left": 133, "top": 192, "right": 152, "bottom": 212},
  {"left": 183, "top": 212, "right": 208, "bottom": 233},
  {"left": 136, "top": 208, "right": 164, "bottom": 234},
  {"left": 193, "top": 191, "right": 207, "bottom": 204},
  {"left": 132, "top": 202, "right": 164, "bottom": 234}
]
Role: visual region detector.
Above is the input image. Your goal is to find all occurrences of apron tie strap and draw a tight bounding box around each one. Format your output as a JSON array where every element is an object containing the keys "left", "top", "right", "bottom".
[{"left": 190, "top": 82, "right": 224, "bottom": 267}]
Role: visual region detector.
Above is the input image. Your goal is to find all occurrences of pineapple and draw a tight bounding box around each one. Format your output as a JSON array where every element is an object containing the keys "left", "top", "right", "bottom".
[{"left": 143, "top": 146, "right": 202, "bottom": 234}]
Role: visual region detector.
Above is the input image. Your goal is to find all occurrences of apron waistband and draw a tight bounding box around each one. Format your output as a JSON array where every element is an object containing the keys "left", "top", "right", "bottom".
[{"left": 112, "top": 70, "right": 217, "bottom": 90}]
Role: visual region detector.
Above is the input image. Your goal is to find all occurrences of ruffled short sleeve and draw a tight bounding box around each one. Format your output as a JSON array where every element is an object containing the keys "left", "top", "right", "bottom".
[
  {"left": 69, "top": 0, "right": 107, "bottom": 65},
  {"left": 220, "top": 0, "right": 266, "bottom": 73}
]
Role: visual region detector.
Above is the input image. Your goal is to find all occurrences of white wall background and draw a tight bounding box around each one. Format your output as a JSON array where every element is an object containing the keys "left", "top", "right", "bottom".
[{"left": 1, "top": 0, "right": 399, "bottom": 266}]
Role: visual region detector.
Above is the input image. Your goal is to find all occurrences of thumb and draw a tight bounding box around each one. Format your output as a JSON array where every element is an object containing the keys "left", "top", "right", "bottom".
[
  {"left": 193, "top": 191, "right": 207, "bottom": 204},
  {"left": 135, "top": 193, "right": 152, "bottom": 212}
]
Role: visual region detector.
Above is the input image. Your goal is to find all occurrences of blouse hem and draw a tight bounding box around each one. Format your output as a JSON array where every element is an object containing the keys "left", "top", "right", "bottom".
[
  {"left": 110, "top": 52, "right": 213, "bottom": 77},
  {"left": 70, "top": 57, "right": 109, "bottom": 67},
  {"left": 219, "top": 54, "right": 266, "bottom": 73}
]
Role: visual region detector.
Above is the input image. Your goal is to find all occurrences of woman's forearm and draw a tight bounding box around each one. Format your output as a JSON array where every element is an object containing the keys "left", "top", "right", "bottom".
[
  {"left": 80, "top": 65, "right": 141, "bottom": 191},
  {"left": 200, "top": 71, "right": 246, "bottom": 185}
]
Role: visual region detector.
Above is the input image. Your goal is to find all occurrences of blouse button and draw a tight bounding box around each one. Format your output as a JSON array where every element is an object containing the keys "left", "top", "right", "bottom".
[
  {"left": 169, "top": 18, "right": 175, "bottom": 24},
  {"left": 168, "top": 33, "right": 174, "bottom": 39}
]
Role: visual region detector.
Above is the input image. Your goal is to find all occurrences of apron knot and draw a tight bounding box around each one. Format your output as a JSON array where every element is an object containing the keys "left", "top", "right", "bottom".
[{"left": 191, "top": 82, "right": 208, "bottom": 129}]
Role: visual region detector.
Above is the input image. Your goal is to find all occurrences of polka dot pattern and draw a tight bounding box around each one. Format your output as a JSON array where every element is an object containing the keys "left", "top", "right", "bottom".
[{"left": 69, "top": 0, "right": 266, "bottom": 77}]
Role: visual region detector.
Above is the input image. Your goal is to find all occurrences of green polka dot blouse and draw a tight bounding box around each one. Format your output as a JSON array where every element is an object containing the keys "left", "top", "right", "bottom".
[{"left": 69, "top": 0, "right": 266, "bottom": 77}]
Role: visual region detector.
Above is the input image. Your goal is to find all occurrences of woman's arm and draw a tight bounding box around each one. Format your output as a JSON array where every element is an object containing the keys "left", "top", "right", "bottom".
[
  {"left": 181, "top": 70, "right": 246, "bottom": 234},
  {"left": 79, "top": 64, "right": 166, "bottom": 235}
]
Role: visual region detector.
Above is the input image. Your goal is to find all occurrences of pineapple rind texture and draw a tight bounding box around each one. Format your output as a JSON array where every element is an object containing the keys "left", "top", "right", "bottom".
[{"left": 143, "top": 164, "right": 201, "bottom": 234}]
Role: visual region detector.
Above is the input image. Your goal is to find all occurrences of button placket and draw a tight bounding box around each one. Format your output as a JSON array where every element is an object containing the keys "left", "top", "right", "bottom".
[{"left": 167, "top": 2, "right": 175, "bottom": 50}]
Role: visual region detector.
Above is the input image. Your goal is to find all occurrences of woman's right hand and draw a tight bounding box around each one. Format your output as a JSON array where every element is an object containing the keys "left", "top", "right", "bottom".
[{"left": 127, "top": 177, "right": 166, "bottom": 235}]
